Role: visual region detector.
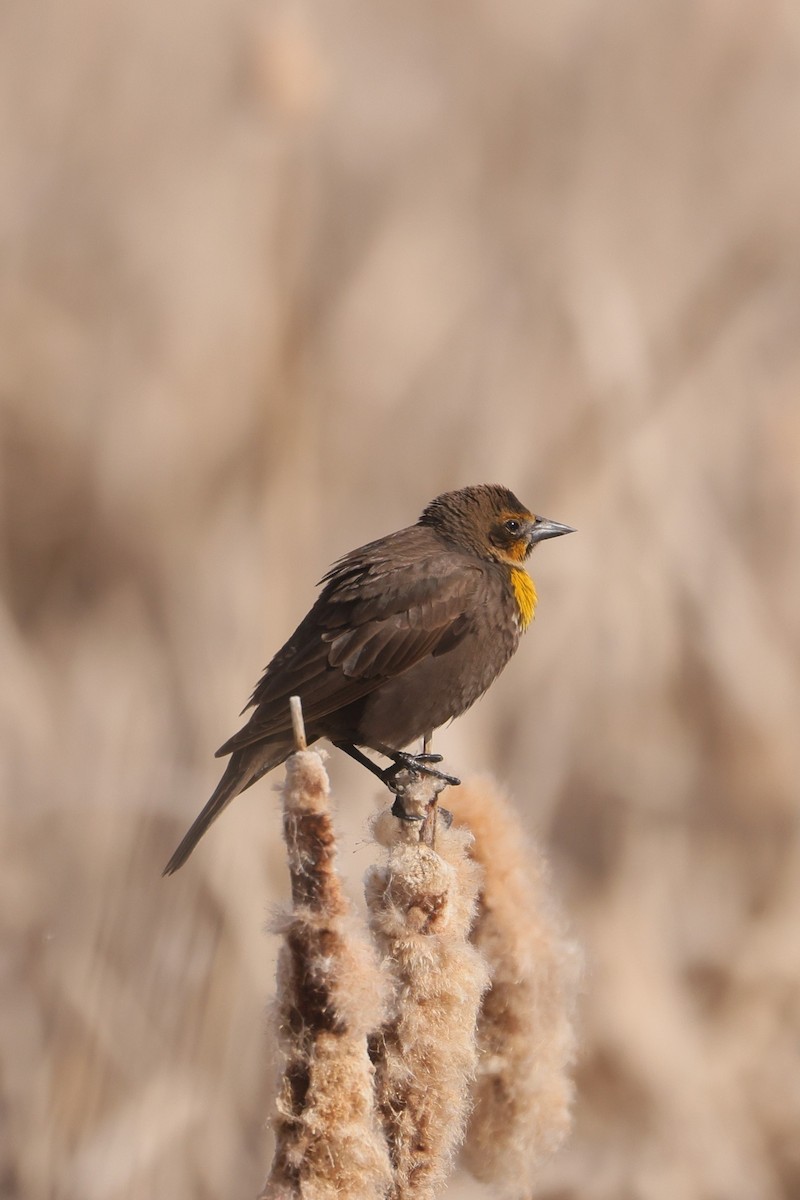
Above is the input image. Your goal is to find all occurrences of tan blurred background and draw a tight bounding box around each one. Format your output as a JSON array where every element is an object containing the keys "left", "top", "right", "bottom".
[{"left": 2, "top": 1, "right": 800, "bottom": 1197}]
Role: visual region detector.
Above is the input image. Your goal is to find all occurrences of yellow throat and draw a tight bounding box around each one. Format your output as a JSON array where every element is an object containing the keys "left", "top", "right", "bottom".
[{"left": 510, "top": 567, "right": 537, "bottom": 629}]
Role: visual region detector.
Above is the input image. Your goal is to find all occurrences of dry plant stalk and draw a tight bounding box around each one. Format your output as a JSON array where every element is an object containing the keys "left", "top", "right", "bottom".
[
  {"left": 261, "top": 732, "right": 577, "bottom": 1200},
  {"left": 366, "top": 776, "right": 490, "bottom": 1200},
  {"left": 449, "top": 779, "right": 582, "bottom": 1197},
  {"left": 260, "top": 746, "right": 391, "bottom": 1200}
]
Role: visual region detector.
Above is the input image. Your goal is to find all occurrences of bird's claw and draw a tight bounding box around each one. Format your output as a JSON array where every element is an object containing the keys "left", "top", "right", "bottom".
[
  {"left": 390, "top": 793, "right": 454, "bottom": 828},
  {"left": 382, "top": 751, "right": 461, "bottom": 794},
  {"left": 383, "top": 751, "right": 460, "bottom": 829},
  {"left": 391, "top": 794, "right": 425, "bottom": 821}
]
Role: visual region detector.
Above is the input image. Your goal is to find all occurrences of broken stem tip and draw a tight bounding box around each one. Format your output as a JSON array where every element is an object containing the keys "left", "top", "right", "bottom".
[{"left": 289, "top": 695, "right": 307, "bottom": 751}]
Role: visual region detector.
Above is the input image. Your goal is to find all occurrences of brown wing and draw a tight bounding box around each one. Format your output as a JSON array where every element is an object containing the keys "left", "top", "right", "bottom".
[{"left": 215, "top": 529, "right": 482, "bottom": 757}]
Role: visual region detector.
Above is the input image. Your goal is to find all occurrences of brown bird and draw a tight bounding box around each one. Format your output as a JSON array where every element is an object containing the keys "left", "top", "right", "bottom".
[{"left": 163, "top": 484, "right": 573, "bottom": 873}]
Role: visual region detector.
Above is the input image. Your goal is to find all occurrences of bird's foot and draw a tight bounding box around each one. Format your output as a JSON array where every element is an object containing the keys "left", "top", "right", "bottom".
[
  {"left": 384, "top": 751, "right": 459, "bottom": 826},
  {"left": 382, "top": 751, "right": 461, "bottom": 795},
  {"left": 390, "top": 794, "right": 453, "bottom": 828}
]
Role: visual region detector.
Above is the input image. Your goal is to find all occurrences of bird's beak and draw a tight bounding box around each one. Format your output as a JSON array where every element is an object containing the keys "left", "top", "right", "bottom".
[{"left": 528, "top": 516, "right": 576, "bottom": 544}]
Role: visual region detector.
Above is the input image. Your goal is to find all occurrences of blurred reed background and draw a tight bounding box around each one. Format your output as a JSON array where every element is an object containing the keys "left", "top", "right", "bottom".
[{"left": 2, "top": 1, "right": 799, "bottom": 1197}]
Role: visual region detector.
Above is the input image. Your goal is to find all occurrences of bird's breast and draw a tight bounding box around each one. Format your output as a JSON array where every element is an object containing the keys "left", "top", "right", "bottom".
[{"left": 346, "top": 568, "right": 525, "bottom": 751}]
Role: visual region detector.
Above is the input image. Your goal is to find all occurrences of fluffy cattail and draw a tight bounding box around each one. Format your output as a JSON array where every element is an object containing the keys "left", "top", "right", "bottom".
[
  {"left": 366, "top": 776, "right": 490, "bottom": 1200},
  {"left": 260, "top": 748, "right": 392, "bottom": 1200},
  {"left": 449, "top": 779, "right": 582, "bottom": 1196}
]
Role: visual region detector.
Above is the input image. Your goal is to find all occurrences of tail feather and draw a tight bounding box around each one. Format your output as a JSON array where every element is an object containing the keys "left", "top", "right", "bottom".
[{"left": 162, "top": 742, "right": 290, "bottom": 875}]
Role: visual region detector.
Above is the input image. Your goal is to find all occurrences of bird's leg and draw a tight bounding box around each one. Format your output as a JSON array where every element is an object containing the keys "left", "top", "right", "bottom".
[
  {"left": 332, "top": 741, "right": 461, "bottom": 810},
  {"left": 333, "top": 740, "right": 457, "bottom": 832},
  {"left": 332, "top": 741, "right": 391, "bottom": 783},
  {"left": 332, "top": 741, "right": 438, "bottom": 794},
  {"left": 384, "top": 750, "right": 461, "bottom": 790},
  {"left": 385, "top": 738, "right": 459, "bottom": 829},
  {"left": 391, "top": 732, "right": 460, "bottom": 787},
  {"left": 388, "top": 764, "right": 456, "bottom": 838}
]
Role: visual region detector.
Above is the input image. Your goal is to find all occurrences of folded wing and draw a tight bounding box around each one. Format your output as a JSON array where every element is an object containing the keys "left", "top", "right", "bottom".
[{"left": 216, "top": 541, "right": 483, "bottom": 757}]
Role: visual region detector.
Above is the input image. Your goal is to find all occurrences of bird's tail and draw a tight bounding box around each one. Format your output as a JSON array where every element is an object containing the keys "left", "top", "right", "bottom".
[{"left": 162, "top": 742, "right": 289, "bottom": 875}]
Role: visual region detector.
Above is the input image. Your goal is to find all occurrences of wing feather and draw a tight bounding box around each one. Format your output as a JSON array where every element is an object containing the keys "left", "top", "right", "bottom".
[{"left": 216, "top": 535, "right": 484, "bottom": 757}]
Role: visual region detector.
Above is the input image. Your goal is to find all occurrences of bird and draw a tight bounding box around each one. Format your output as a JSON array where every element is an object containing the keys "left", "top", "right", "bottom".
[{"left": 163, "top": 484, "right": 574, "bottom": 874}]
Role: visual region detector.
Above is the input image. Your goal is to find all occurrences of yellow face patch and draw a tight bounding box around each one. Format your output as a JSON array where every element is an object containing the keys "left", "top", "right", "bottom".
[{"left": 510, "top": 567, "right": 537, "bottom": 629}]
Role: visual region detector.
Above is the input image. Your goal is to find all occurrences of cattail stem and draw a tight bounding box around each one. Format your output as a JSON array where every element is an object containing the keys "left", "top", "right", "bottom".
[
  {"left": 260, "top": 730, "right": 578, "bottom": 1200},
  {"left": 289, "top": 695, "right": 307, "bottom": 751},
  {"left": 366, "top": 776, "right": 489, "bottom": 1200},
  {"left": 260, "top": 736, "right": 391, "bottom": 1200}
]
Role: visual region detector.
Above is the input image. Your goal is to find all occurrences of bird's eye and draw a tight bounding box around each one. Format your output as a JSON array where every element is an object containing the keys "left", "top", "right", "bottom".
[{"left": 504, "top": 519, "right": 520, "bottom": 534}]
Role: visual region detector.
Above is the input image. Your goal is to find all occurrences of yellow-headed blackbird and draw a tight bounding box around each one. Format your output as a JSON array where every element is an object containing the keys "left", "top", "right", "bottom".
[{"left": 164, "top": 484, "right": 573, "bottom": 873}]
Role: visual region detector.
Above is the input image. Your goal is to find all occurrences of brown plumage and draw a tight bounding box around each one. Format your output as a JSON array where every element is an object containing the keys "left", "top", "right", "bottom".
[{"left": 163, "top": 485, "right": 573, "bottom": 873}]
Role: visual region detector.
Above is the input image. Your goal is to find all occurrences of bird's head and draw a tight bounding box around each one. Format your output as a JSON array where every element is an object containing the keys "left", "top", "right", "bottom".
[{"left": 419, "top": 484, "right": 575, "bottom": 565}]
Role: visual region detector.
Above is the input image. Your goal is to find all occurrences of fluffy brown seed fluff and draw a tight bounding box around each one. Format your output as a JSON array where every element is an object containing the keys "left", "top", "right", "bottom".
[
  {"left": 260, "top": 750, "right": 392, "bottom": 1200},
  {"left": 366, "top": 777, "right": 490, "bottom": 1200},
  {"left": 448, "top": 778, "right": 582, "bottom": 1196}
]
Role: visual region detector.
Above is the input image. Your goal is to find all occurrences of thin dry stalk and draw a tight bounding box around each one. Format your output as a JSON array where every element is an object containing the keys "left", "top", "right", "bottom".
[
  {"left": 366, "top": 776, "right": 490, "bottom": 1200},
  {"left": 449, "top": 779, "right": 582, "bottom": 1197},
  {"left": 260, "top": 748, "right": 391, "bottom": 1200}
]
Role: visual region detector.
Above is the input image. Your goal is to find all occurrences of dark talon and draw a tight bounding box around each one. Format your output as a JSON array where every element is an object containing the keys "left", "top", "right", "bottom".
[
  {"left": 332, "top": 741, "right": 460, "bottom": 792},
  {"left": 383, "top": 750, "right": 460, "bottom": 790},
  {"left": 390, "top": 799, "right": 453, "bottom": 827}
]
